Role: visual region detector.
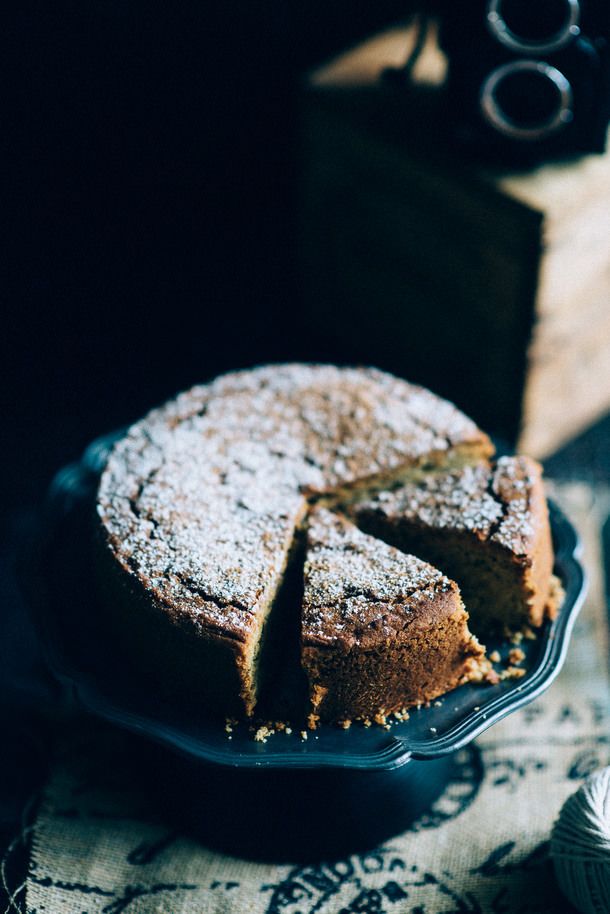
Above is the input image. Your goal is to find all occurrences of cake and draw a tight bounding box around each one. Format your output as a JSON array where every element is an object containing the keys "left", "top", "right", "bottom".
[
  {"left": 351, "top": 456, "right": 557, "bottom": 632},
  {"left": 95, "top": 363, "right": 554, "bottom": 724},
  {"left": 302, "top": 508, "right": 488, "bottom": 723}
]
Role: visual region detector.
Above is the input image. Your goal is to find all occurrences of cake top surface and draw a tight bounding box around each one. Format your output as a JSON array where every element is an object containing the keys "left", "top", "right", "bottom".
[
  {"left": 98, "top": 431, "right": 306, "bottom": 640},
  {"left": 133, "top": 363, "right": 493, "bottom": 494},
  {"left": 354, "top": 456, "right": 542, "bottom": 556},
  {"left": 302, "top": 508, "right": 460, "bottom": 650},
  {"left": 206, "top": 364, "right": 492, "bottom": 493},
  {"left": 97, "top": 364, "right": 492, "bottom": 635}
]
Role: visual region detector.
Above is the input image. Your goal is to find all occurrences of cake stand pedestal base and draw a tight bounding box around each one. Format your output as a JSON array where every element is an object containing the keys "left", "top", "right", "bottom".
[{"left": 147, "top": 743, "right": 462, "bottom": 862}]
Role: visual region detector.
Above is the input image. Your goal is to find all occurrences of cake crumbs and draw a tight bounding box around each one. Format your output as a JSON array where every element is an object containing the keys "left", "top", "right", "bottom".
[
  {"left": 508, "top": 647, "right": 526, "bottom": 665},
  {"left": 285, "top": 727, "right": 292, "bottom": 735},
  {"left": 254, "top": 726, "right": 272, "bottom": 742},
  {"left": 433, "top": 701, "right": 442, "bottom": 707},
  {"left": 374, "top": 711, "right": 387, "bottom": 726},
  {"left": 393, "top": 709, "right": 410, "bottom": 721},
  {"left": 510, "top": 631, "right": 524, "bottom": 645},
  {"left": 484, "top": 668, "right": 501, "bottom": 685},
  {"left": 363, "top": 718, "right": 372, "bottom": 727},
  {"left": 523, "top": 626, "right": 537, "bottom": 640},
  {"left": 429, "top": 727, "right": 437, "bottom": 733},
  {"left": 339, "top": 719, "right": 352, "bottom": 730},
  {"left": 300, "top": 730, "right": 308, "bottom": 740},
  {"left": 489, "top": 650, "right": 501, "bottom": 663},
  {"left": 307, "top": 713, "right": 320, "bottom": 731},
  {"left": 501, "top": 665, "right": 526, "bottom": 680}
]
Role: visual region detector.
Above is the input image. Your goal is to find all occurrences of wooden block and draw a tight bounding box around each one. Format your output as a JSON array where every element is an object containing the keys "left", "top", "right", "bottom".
[{"left": 299, "top": 24, "right": 610, "bottom": 457}]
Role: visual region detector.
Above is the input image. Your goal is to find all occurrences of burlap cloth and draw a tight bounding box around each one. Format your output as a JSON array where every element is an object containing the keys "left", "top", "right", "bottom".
[{"left": 22, "top": 484, "right": 610, "bottom": 914}]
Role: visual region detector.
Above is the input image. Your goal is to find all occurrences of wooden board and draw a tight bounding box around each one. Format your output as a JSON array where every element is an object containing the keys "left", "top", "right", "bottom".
[{"left": 300, "top": 24, "right": 610, "bottom": 457}]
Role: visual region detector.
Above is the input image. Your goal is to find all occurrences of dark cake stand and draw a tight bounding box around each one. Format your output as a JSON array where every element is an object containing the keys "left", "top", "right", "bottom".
[{"left": 18, "top": 434, "right": 586, "bottom": 861}]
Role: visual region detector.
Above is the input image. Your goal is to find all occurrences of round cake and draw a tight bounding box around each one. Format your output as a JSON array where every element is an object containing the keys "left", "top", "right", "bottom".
[{"left": 95, "top": 363, "right": 554, "bottom": 724}]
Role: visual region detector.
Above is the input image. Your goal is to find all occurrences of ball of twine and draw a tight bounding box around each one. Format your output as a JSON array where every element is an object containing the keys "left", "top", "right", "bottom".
[{"left": 551, "top": 767, "right": 610, "bottom": 914}]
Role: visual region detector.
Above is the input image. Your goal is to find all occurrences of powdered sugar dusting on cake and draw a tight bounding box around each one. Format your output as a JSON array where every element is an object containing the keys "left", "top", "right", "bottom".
[
  {"left": 204, "top": 364, "right": 492, "bottom": 492},
  {"left": 355, "top": 456, "right": 539, "bottom": 554},
  {"left": 302, "top": 508, "right": 457, "bottom": 646},
  {"left": 491, "top": 456, "right": 537, "bottom": 553},
  {"left": 359, "top": 463, "right": 501, "bottom": 536},
  {"left": 98, "top": 424, "right": 306, "bottom": 637}
]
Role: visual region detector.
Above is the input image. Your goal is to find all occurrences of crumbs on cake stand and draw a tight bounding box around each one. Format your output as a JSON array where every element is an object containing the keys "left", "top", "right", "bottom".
[
  {"left": 485, "top": 638, "right": 529, "bottom": 682},
  {"left": 224, "top": 626, "right": 537, "bottom": 742},
  {"left": 224, "top": 719, "right": 315, "bottom": 743},
  {"left": 225, "top": 706, "right": 415, "bottom": 741}
]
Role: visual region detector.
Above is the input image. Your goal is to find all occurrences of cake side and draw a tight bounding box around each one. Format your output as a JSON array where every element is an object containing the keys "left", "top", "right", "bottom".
[
  {"left": 301, "top": 508, "right": 488, "bottom": 722},
  {"left": 94, "top": 533, "right": 256, "bottom": 718},
  {"left": 351, "top": 456, "right": 556, "bottom": 631}
]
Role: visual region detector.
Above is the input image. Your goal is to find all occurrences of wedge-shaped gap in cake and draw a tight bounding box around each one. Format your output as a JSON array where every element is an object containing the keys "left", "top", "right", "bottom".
[
  {"left": 252, "top": 524, "right": 311, "bottom": 722},
  {"left": 301, "top": 507, "right": 489, "bottom": 725},
  {"left": 349, "top": 456, "right": 558, "bottom": 637}
]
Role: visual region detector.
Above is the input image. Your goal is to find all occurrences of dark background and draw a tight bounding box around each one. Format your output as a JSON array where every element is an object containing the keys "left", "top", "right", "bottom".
[
  {"left": 5, "top": 0, "right": 610, "bottom": 504},
  {"left": 6, "top": 0, "right": 416, "bottom": 513}
]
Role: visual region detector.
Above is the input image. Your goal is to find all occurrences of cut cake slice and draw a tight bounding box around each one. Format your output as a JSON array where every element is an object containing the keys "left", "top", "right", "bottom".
[
  {"left": 301, "top": 507, "right": 488, "bottom": 723},
  {"left": 351, "top": 455, "right": 556, "bottom": 633}
]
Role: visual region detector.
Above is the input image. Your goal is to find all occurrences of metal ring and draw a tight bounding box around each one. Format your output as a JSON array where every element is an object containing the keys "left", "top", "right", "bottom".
[
  {"left": 480, "top": 60, "right": 573, "bottom": 141},
  {"left": 486, "top": 0, "right": 580, "bottom": 55}
]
